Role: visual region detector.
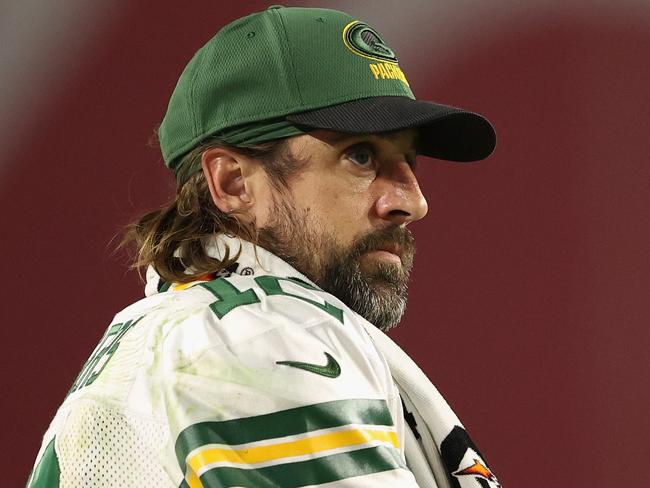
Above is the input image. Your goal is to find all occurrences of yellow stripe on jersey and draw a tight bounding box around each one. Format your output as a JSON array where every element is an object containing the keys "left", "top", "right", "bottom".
[
  {"left": 175, "top": 399, "right": 403, "bottom": 487},
  {"left": 188, "top": 427, "right": 398, "bottom": 473},
  {"left": 186, "top": 469, "right": 201, "bottom": 488},
  {"left": 171, "top": 281, "right": 203, "bottom": 291}
]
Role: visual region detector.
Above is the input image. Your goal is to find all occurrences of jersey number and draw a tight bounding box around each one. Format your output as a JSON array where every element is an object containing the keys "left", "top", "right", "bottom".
[
  {"left": 201, "top": 276, "right": 344, "bottom": 323},
  {"left": 67, "top": 316, "right": 143, "bottom": 395}
]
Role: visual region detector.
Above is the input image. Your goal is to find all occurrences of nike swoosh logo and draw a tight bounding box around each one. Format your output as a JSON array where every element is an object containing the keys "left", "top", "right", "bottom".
[{"left": 276, "top": 352, "right": 341, "bottom": 378}]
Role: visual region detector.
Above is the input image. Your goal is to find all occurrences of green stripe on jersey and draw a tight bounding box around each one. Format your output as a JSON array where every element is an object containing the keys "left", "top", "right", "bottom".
[
  {"left": 175, "top": 398, "right": 393, "bottom": 468},
  {"left": 26, "top": 437, "right": 59, "bottom": 488},
  {"left": 198, "top": 445, "right": 405, "bottom": 488}
]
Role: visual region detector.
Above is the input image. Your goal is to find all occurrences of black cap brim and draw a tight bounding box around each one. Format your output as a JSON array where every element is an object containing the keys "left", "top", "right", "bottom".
[{"left": 286, "top": 96, "right": 496, "bottom": 162}]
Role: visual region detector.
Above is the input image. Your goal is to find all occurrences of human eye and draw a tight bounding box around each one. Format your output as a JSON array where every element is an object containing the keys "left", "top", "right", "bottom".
[{"left": 345, "top": 143, "right": 376, "bottom": 168}]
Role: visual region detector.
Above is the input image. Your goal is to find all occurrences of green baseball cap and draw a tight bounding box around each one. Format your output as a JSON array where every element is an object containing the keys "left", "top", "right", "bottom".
[{"left": 159, "top": 5, "right": 496, "bottom": 180}]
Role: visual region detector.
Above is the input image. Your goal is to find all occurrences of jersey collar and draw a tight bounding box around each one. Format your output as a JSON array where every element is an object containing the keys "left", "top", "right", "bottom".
[{"left": 144, "top": 234, "right": 317, "bottom": 297}]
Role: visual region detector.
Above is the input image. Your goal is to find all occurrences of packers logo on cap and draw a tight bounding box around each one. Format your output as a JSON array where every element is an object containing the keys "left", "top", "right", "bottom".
[
  {"left": 343, "top": 20, "right": 409, "bottom": 86},
  {"left": 343, "top": 21, "right": 398, "bottom": 63}
]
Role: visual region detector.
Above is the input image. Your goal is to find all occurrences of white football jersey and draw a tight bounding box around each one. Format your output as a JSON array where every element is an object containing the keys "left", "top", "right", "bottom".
[{"left": 27, "top": 236, "right": 422, "bottom": 487}]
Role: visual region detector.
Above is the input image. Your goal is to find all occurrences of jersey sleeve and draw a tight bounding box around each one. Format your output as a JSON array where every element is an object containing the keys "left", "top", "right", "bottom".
[{"left": 158, "top": 275, "right": 419, "bottom": 488}]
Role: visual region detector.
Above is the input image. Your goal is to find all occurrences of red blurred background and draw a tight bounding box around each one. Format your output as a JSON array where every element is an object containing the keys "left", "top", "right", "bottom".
[{"left": 2, "top": 1, "right": 648, "bottom": 486}]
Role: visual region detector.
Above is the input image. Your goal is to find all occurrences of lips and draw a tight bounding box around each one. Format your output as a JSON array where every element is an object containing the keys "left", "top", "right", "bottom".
[
  {"left": 362, "top": 243, "right": 404, "bottom": 265},
  {"left": 374, "top": 243, "right": 403, "bottom": 259}
]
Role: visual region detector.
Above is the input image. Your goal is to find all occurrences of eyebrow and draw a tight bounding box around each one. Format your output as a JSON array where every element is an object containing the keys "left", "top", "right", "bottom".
[
  {"left": 321, "top": 130, "right": 420, "bottom": 149},
  {"left": 324, "top": 132, "right": 398, "bottom": 143}
]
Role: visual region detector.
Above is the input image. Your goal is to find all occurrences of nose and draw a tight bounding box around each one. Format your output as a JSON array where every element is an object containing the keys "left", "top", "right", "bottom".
[{"left": 374, "top": 160, "right": 428, "bottom": 225}]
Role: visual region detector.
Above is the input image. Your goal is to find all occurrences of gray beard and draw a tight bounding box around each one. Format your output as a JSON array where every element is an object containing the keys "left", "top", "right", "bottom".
[
  {"left": 319, "top": 252, "right": 410, "bottom": 331},
  {"left": 257, "top": 196, "right": 415, "bottom": 331}
]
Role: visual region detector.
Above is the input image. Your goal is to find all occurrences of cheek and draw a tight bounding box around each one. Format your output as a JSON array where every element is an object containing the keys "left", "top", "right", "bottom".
[
  {"left": 310, "top": 170, "right": 372, "bottom": 207},
  {"left": 308, "top": 182, "right": 374, "bottom": 241},
  {"left": 253, "top": 184, "right": 279, "bottom": 227}
]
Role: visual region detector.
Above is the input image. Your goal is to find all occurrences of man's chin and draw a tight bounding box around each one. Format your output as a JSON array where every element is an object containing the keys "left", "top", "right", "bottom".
[
  {"left": 318, "top": 264, "right": 408, "bottom": 331},
  {"left": 359, "top": 256, "right": 406, "bottom": 279},
  {"left": 360, "top": 259, "right": 409, "bottom": 288}
]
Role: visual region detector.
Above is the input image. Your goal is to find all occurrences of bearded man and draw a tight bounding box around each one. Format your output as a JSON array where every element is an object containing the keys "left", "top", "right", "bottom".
[{"left": 28, "top": 6, "right": 500, "bottom": 488}]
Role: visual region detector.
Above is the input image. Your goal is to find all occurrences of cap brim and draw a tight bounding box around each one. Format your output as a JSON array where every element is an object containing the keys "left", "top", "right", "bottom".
[{"left": 286, "top": 96, "right": 496, "bottom": 162}]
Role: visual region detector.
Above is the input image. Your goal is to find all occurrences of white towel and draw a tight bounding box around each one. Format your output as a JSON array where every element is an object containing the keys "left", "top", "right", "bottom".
[{"left": 362, "top": 322, "right": 502, "bottom": 488}]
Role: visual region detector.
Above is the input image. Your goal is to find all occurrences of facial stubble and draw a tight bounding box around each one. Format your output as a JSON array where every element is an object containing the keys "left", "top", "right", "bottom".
[{"left": 257, "top": 194, "right": 415, "bottom": 331}]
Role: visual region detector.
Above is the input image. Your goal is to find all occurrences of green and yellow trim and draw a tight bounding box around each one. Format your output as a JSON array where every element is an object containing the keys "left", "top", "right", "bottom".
[
  {"left": 186, "top": 445, "right": 404, "bottom": 488},
  {"left": 188, "top": 425, "right": 397, "bottom": 468},
  {"left": 175, "top": 399, "right": 404, "bottom": 487}
]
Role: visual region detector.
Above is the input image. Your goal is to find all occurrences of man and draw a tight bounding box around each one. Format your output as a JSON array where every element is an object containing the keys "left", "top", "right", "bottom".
[{"left": 28, "top": 6, "right": 500, "bottom": 488}]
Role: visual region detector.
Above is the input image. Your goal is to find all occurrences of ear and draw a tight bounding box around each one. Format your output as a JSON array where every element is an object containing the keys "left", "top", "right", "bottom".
[{"left": 201, "top": 147, "right": 254, "bottom": 215}]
